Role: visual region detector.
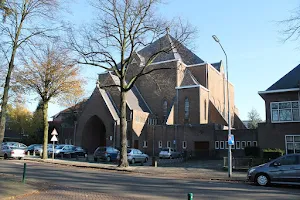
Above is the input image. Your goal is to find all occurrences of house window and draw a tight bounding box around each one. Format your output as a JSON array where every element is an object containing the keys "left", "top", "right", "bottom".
[
  {"left": 143, "top": 141, "right": 148, "bottom": 148},
  {"left": 285, "top": 135, "right": 300, "bottom": 154},
  {"left": 236, "top": 141, "right": 241, "bottom": 149},
  {"left": 158, "top": 141, "right": 162, "bottom": 148},
  {"left": 271, "top": 101, "right": 299, "bottom": 122},
  {"left": 247, "top": 141, "right": 252, "bottom": 147},
  {"left": 182, "top": 141, "right": 187, "bottom": 149},
  {"left": 215, "top": 141, "right": 219, "bottom": 149},
  {"left": 225, "top": 141, "right": 228, "bottom": 149},
  {"left": 231, "top": 142, "right": 235, "bottom": 149},
  {"left": 167, "top": 141, "right": 171, "bottom": 148},
  {"left": 241, "top": 141, "right": 246, "bottom": 149},
  {"left": 220, "top": 141, "right": 224, "bottom": 149},
  {"left": 185, "top": 98, "right": 190, "bottom": 119},
  {"left": 253, "top": 141, "right": 257, "bottom": 147}
]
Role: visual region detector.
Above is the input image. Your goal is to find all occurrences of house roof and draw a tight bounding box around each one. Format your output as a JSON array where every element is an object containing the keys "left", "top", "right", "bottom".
[
  {"left": 51, "top": 99, "right": 88, "bottom": 119},
  {"left": 138, "top": 34, "right": 204, "bottom": 65},
  {"left": 266, "top": 64, "right": 300, "bottom": 91}
]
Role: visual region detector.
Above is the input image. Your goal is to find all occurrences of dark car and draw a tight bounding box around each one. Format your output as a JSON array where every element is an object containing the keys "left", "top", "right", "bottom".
[
  {"left": 25, "top": 144, "right": 40, "bottom": 155},
  {"left": 93, "top": 146, "right": 119, "bottom": 162},
  {"left": 72, "top": 146, "right": 87, "bottom": 157},
  {"left": 247, "top": 153, "right": 300, "bottom": 186}
]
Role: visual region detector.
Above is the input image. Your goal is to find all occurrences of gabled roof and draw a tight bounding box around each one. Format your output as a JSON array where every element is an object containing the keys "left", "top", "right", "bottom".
[
  {"left": 51, "top": 99, "right": 88, "bottom": 119},
  {"left": 180, "top": 69, "right": 200, "bottom": 87},
  {"left": 267, "top": 64, "right": 300, "bottom": 91},
  {"left": 211, "top": 61, "right": 222, "bottom": 72},
  {"left": 138, "top": 34, "right": 204, "bottom": 65},
  {"left": 108, "top": 73, "right": 151, "bottom": 113}
]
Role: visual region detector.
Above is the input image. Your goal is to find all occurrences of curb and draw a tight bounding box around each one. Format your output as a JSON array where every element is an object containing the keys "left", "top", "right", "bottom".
[{"left": 22, "top": 158, "right": 246, "bottom": 183}]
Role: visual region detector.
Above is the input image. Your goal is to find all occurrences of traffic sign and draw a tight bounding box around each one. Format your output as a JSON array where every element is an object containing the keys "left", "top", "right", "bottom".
[
  {"left": 228, "top": 134, "right": 234, "bottom": 145},
  {"left": 50, "top": 135, "right": 58, "bottom": 142},
  {"left": 51, "top": 128, "right": 58, "bottom": 136}
]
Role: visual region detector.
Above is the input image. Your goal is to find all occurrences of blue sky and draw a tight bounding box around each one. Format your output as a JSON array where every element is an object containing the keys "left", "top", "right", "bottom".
[{"left": 31, "top": 0, "right": 300, "bottom": 121}]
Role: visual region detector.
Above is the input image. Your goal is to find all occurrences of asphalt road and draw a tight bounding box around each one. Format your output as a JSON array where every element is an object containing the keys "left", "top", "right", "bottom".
[{"left": 1, "top": 160, "right": 300, "bottom": 200}]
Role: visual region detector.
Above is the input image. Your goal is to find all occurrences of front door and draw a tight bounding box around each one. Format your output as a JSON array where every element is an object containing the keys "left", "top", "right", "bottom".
[
  {"left": 134, "top": 140, "right": 139, "bottom": 149},
  {"left": 194, "top": 141, "right": 209, "bottom": 158}
]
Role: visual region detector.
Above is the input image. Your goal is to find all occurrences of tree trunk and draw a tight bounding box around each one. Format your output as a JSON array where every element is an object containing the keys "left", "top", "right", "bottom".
[
  {"left": 42, "top": 101, "right": 49, "bottom": 159},
  {"left": 118, "top": 78, "right": 129, "bottom": 167},
  {"left": 0, "top": 48, "right": 17, "bottom": 145}
]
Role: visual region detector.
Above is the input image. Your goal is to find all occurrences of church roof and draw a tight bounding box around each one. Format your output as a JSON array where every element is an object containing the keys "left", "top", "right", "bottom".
[
  {"left": 266, "top": 63, "right": 300, "bottom": 91},
  {"left": 211, "top": 61, "right": 222, "bottom": 72},
  {"left": 180, "top": 69, "right": 200, "bottom": 87},
  {"left": 138, "top": 34, "right": 204, "bottom": 65}
]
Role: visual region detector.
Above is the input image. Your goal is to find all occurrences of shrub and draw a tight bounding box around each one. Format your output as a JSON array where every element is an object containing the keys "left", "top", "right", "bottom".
[
  {"left": 262, "top": 148, "right": 284, "bottom": 160},
  {"left": 244, "top": 146, "right": 261, "bottom": 157}
]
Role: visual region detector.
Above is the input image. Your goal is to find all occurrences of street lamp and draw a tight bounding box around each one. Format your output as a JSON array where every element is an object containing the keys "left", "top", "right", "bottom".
[{"left": 212, "top": 35, "right": 232, "bottom": 177}]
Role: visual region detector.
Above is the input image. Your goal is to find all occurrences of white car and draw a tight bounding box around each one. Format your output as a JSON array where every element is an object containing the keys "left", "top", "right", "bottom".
[
  {"left": 2, "top": 142, "right": 27, "bottom": 149},
  {"left": 0, "top": 145, "right": 25, "bottom": 160},
  {"left": 159, "top": 148, "right": 182, "bottom": 159}
]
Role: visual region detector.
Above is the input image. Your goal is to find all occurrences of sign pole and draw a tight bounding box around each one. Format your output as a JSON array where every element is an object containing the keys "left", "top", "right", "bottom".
[{"left": 52, "top": 141, "right": 54, "bottom": 159}]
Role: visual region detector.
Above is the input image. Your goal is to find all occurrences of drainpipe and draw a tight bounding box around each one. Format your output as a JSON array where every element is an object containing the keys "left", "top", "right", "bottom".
[
  {"left": 152, "top": 125, "right": 155, "bottom": 156},
  {"left": 113, "top": 120, "right": 116, "bottom": 148}
]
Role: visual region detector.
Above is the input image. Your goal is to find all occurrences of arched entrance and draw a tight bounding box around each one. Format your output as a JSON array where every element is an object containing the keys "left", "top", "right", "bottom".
[{"left": 82, "top": 115, "right": 106, "bottom": 153}]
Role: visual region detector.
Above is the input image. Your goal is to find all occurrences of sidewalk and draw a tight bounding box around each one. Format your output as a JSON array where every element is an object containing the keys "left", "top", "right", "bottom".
[
  {"left": 23, "top": 157, "right": 247, "bottom": 182},
  {"left": 0, "top": 174, "right": 39, "bottom": 200}
]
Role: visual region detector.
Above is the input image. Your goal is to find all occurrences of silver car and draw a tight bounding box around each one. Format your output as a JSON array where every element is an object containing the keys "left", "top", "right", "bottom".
[
  {"left": 247, "top": 153, "right": 300, "bottom": 186},
  {"left": 127, "top": 148, "right": 148, "bottom": 164},
  {"left": 2, "top": 142, "right": 27, "bottom": 149},
  {"left": 159, "top": 148, "right": 181, "bottom": 159},
  {"left": 48, "top": 145, "right": 75, "bottom": 157},
  {"left": 0, "top": 145, "right": 25, "bottom": 159}
]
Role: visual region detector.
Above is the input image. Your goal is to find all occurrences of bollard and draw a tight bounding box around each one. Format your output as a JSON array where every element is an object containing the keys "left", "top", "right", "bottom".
[
  {"left": 33, "top": 151, "right": 36, "bottom": 157},
  {"left": 22, "top": 163, "right": 27, "bottom": 184},
  {"left": 85, "top": 154, "right": 88, "bottom": 162},
  {"left": 152, "top": 157, "right": 157, "bottom": 167},
  {"left": 27, "top": 151, "right": 30, "bottom": 156},
  {"left": 187, "top": 193, "right": 193, "bottom": 200}
]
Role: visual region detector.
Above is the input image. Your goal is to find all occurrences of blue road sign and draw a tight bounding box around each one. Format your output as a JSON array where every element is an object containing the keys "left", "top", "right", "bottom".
[{"left": 228, "top": 134, "right": 234, "bottom": 145}]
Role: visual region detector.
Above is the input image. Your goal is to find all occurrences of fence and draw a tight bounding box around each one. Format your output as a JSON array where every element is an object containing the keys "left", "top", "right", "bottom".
[{"left": 223, "top": 157, "right": 272, "bottom": 170}]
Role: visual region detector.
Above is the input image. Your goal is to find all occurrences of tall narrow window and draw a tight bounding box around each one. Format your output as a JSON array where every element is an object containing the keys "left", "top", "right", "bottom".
[
  {"left": 163, "top": 100, "right": 168, "bottom": 120},
  {"left": 185, "top": 98, "right": 190, "bottom": 119},
  {"left": 204, "top": 100, "right": 207, "bottom": 120}
]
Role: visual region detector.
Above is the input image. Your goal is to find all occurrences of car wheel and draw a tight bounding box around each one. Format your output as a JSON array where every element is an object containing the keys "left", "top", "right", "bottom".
[
  {"left": 169, "top": 155, "right": 172, "bottom": 159},
  {"left": 18, "top": 157, "right": 22, "bottom": 160},
  {"left": 4, "top": 154, "right": 8, "bottom": 159},
  {"left": 106, "top": 156, "right": 111, "bottom": 162},
  {"left": 144, "top": 157, "right": 148, "bottom": 163},
  {"left": 256, "top": 174, "right": 269, "bottom": 186},
  {"left": 94, "top": 157, "right": 98, "bottom": 162},
  {"left": 131, "top": 158, "right": 135, "bottom": 164}
]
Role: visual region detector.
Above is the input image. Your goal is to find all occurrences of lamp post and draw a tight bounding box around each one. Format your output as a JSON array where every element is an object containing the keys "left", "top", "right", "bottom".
[{"left": 212, "top": 35, "right": 232, "bottom": 177}]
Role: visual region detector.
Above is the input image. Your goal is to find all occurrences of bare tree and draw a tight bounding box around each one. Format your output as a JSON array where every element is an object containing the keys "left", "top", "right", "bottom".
[
  {"left": 17, "top": 45, "right": 84, "bottom": 159},
  {"left": 280, "top": 5, "right": 300, "bottom": 42},
  {"left": 247, "top": 108, "right": 262, "bottom": 129},
  {"left": 69, "top": 0, "right": 196, "bottom": 167},
  {"left": 0, "top": 0, "right": 61, "bottom": 146}
]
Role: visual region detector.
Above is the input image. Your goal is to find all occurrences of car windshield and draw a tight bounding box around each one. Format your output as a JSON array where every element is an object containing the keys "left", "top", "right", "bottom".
[
  {"left": 55, "top": 145, "right": 64, "bottom": 149},
  {"left": 161, "top": 148, "right": 169, "bottom": 151}
]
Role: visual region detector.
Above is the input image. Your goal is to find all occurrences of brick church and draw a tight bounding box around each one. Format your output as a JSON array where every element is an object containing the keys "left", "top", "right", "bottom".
[{"left": 53, "top": 34, "right": 249, "bottom": 158}]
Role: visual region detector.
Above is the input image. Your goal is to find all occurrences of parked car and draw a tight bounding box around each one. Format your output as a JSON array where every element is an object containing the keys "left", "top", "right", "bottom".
[
  {"left": 247, "top": 153, "right": 300, "bottom": 186},
  {"left": 0, "top": 145, "right": 25, "bottom": 159},
  {"left": 34, "top": 144, "right": 54, "bottom": 156},
  {"left": 127, "top": 148, "right": 148, "bottom": 164},
  {"left": 48, "top": 145, "right": 75, "bottom": 157},
  {"left": 2, "top": 142, "right": 27, "bottom": 149},
  {"left": 25, "top": 144, "right": 41, "bottom": 155},
  {"left": 72, "top": 146, "right": 87, "bottom": 157},
  {"left": 93, "top": 146, "right": 119, "bottom": 162},
  {"left": 159, "top": 148, "right": 181, "bottom": 159}
]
